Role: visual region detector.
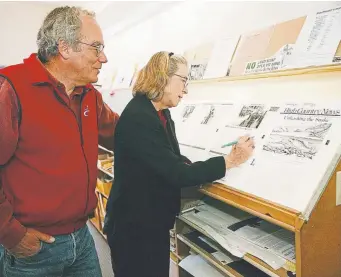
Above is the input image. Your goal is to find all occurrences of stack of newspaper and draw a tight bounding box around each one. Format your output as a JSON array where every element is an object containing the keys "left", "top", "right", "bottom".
[{"left": 179, "top": 198, "right": 295, "bottom": 270}]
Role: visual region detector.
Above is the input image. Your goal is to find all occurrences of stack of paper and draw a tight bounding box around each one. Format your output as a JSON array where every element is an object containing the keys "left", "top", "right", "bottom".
[{"left": 180, "top": 199, "right": 295, "bottom": 270}]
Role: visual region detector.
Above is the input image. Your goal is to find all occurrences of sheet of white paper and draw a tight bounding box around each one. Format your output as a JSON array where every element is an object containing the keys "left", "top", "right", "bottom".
[
  {"left": 179, "top": 144, "right": 210, "bottom": 162},
  {"left": 287, "top": 6, "right": 341, "bottom": 68},
  {"left": 204, "top": 36, "right": 240, "bottom": 79},
  {"left": 179, "top": 255, "right": 225, "bottom": 277},
  {"left": 176, "top": 103, "right": 236, "bottom": 160},
  {"left": 209, "top": 104, "right": 281, "bottom": 189}
]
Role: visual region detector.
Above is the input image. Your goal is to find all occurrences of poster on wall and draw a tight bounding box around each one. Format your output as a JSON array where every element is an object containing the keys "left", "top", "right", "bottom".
[
  {"left": 229, "top": 16, "right": 306, "bottom": 76},
  {"left": 286, "top": 6, "right": 341, "bottom": 68},
  {"left": 244, "top": 44, "right": 295, "bottom": 74}
]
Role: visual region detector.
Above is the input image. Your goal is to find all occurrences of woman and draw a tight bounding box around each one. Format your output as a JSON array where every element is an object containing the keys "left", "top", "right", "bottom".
[{"left": 104, "top": 51, "right": 254, "bottom": 277}]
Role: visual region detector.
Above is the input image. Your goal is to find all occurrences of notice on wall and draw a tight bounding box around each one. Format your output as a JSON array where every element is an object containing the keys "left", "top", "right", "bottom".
[
  {"left": 286, "top": 6, "right": 341, "bottom": 68},
  {"left": 244, "top": 44, "right": 294, "bottom": 74}
]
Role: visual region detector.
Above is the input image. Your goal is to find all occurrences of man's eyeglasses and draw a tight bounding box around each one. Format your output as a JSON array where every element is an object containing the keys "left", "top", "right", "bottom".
[{"left": 77, "top": 41, "right": 105, "bottom": 56}]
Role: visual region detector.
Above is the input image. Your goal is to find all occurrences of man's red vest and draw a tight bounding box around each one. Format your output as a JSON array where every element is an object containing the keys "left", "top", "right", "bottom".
[{"left": 0, "top": 55, "right": 99, "bottom": 235}]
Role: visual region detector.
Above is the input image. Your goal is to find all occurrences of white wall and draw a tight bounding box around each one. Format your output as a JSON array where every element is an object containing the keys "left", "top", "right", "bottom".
[
  {"left": 0, "top": 1, "right": 177, "bottom": 66},
  {"left": 102, "top": 1, "right": 341, "bottom": 70},
  {"left": 98, "top": 1, "right": 341, "bottom": 111},
  {"left": 0, "top": 2, "right": 56, "bottom": 65},
  {"left": 1, "top": 2, "right": 339, "bottom": 77}
]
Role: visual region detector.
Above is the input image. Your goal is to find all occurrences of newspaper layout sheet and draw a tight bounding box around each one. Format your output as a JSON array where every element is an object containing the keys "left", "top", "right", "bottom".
[
  {"left": 240, "top": 103, "right": 341, "bottom": 215},
  {"left": 180, "top": 200, "right": 293, "bottom": 270},
  {"left": 207, "top": 103, "right": 281, "bottom": 189},
  {"left": 174, "top": 101, "right": 341, "bottom": 215}
]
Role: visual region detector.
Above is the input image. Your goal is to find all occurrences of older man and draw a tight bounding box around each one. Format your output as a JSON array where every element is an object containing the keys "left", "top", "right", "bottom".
[{"left": 0, "top": 6, "right": 119, "bottom": 277}]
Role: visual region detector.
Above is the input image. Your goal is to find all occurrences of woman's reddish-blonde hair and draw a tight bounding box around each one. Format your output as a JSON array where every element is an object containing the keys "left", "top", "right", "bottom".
[{"left": 133, "top": 51, "right": 187, "bottom": 101}]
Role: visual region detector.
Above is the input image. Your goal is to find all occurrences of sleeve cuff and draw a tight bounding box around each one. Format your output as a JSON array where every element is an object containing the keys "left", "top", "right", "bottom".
[{"left": 216, "top": 156, "right": 227, "bottom": 179}]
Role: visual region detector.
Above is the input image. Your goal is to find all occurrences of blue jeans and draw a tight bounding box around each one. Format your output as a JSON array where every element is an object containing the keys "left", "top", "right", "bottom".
[
  {"left": 0, "top": 244, "right": 4, "bottom": 276},
  {"left": 3, "top": 224, "right": 102, "bottom": 277}
]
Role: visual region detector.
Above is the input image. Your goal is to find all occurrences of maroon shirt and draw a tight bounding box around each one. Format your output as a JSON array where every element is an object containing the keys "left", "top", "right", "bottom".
[{"left": 157, "top": 110, "right": 167, "bottom": 129}]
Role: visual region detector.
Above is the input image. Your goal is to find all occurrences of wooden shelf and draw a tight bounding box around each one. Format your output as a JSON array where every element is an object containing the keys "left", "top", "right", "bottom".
[
  {"left": 98, "top": 166, "right": 114, "bottom": 178},
  {"left": 171, "top": 250, "right": 185, "bottom": 263},
  {"left": 178, "top": 215, "right": 293, "bottom": 276},
  {"left": 177, "top": 233, "right": 244, "bottom": 277},
  {"left": 91, "top": 145, "right": 112, "bottom": 244},
  {"left": 98, "top": 144, "right": 114, "bottom": 154},
  {"left": 95, "top": 189, "right": 109, "bottom": 199},
  {"left": 200, "top": 183, "right": 302, "bottom": 232},
  {"left": 170, "top": 251, "right": 179, "bottom": 263},
  {"left": 189, "top": 64, "right": 341, "bottom": 85}
]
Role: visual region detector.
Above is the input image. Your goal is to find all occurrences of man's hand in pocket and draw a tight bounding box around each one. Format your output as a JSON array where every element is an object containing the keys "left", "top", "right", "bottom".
[{"left": 8, "top": 228, "right": 55, "bottom": 258}]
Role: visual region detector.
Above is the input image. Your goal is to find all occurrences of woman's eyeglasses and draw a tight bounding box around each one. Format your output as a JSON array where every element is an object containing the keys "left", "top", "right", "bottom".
[{"left": 174, "top": 74, "right": 188, "bottom": 87}]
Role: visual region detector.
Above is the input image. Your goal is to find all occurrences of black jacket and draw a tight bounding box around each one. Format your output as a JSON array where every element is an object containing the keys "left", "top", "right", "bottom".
[{"left": 104, "top": 94, "right": 226, "bottom": 233}]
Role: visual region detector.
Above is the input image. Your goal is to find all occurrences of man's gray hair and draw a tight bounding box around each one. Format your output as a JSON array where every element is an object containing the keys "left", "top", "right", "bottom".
[{"left": 37, "top": 6, "right": 95, "bottom": 63}]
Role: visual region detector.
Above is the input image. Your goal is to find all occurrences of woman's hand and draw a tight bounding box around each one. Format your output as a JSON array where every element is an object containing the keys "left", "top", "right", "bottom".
[{"left": 224, "top": 136, "right": 255, "bottom": 169}]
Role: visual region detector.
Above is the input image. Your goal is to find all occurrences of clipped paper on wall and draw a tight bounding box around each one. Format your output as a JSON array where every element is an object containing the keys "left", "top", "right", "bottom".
[{"left": 286, "top": 6, "right": 341, "bottom": 68}]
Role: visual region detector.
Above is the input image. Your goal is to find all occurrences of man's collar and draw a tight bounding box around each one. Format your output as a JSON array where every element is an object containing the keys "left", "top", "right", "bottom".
[
  {"left": 24, "top": 53, "right": 92, "bottom": 93},
  {"left": 24, "top": 53, "right": 57, "bottom": 85}
]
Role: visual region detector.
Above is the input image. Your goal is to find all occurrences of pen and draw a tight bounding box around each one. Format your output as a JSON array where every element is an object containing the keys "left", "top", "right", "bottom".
[
  {"left": 221, "top": 136, "right": 254, "bottom": 148},
  {"left": 221, "top": 140, "right": 238, "bottom": 148}
]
